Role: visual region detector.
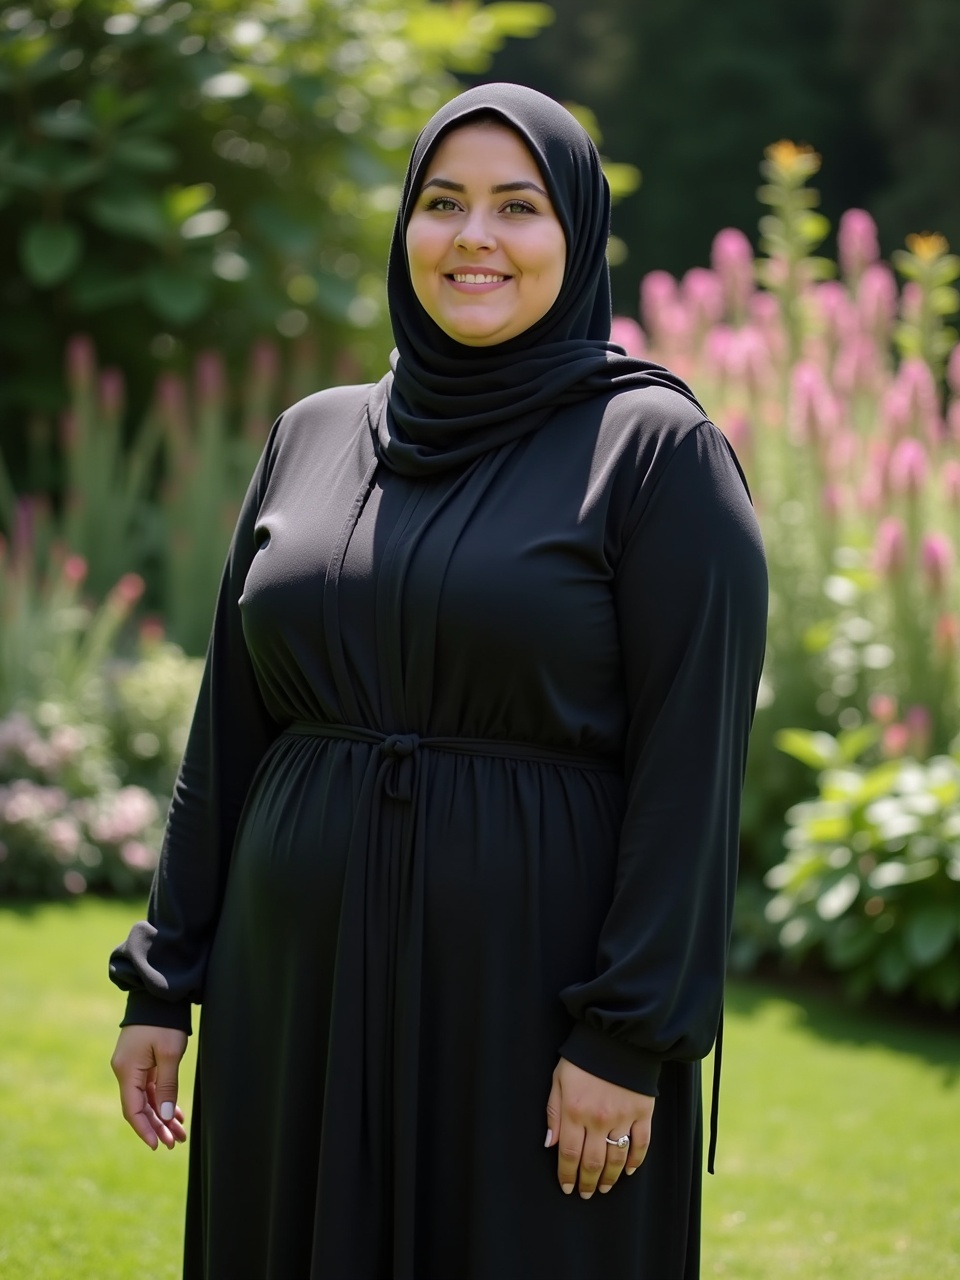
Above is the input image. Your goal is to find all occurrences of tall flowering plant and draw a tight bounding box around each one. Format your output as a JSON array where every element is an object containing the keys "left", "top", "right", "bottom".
[{"left": 624, "top": 143, "right": 960, "bottom": 1001}]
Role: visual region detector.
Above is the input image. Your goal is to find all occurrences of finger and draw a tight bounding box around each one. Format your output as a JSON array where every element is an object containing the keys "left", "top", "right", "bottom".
[
  {"left": 597, "top": 1132, "right": 630, "bottom": 1193},
  {"left": 556, "top": 1118, "right": 585, "bottom": 1195},
  {"left": 625, "top": 1115, "right": 652, "bottom": 1175},
  {"left": 576, "top": 1130, "right": 609, "bottom": 1199},
  {"left": 545, "top": 1075, "right": 561, "bottom": 1148},
  {"left": 146, "top": 1080, "right": 187, "bottom": 1144},
  {"left": 153, "top": 1044, "right": 181, "bottom": 1130},
  {"left": 115, "top": 1069, "right": 160, "bottom": 1150}
]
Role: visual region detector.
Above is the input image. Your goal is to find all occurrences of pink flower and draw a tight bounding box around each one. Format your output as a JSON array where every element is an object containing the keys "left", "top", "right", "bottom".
[
  {"left": 935, "top": 613, "right": 960, "bottom": 657},
  {"left": 196, "top": 350, "right": 225, "bottom": 404},
  {"left": 110, "top": 573, "right": 145, "bottom": 609},
  {"left": 837, "top": 209, "right": 880, "bottom": 280},
  {"left": 897, "top": 358, "right": 941, "bottom": 440},
  {"left": 834, "top": 335, "right": 882, "bottom": 398},
  {"left": 822, "top": 482, "right": 843, "bottom": 518},
  {"left": 99, "top": 368, "right": 125, "bottom": 419},
  {"left": 703, "top": 325, "right": 735, "bottom": 379},
  {"left": 156, "top": 372, "right": 188, "bottom": 429},
  {"left": 139, "top": 616, "right": 166, "bottom": 646},
  {"left": 789, "top": 361, "right": 840, "bottom": 442},
  {"left": 868, "top": 692, "right": 898, "bottom": 725},
  {"left": 920, "top": 533, "right": 953, "bottom": 594},
  {"left": 881, "top": 723, "right": 910, "bottom": 758},
  {"left": 814, "top": 281, "right": 858, "bottom": 346},
  {"left": 120, "top": 841, "right": 157, "bottom": 871},
  {"left": 873, "top": 517, "right": 907, "bottom": 575},
  {"left": 905, "top": 705, "right": 932, "bottom": 758},
  {"left": 66, "top": 334, "right": 95, "bottom": 391},
  {"left": 640, "top": 270, "right": 678, "bottom": 338},
  {"left": 942, "top": 459, "right": 960, "bottom": 507},
  {"left": 887, "top": 438, "right": 928, "bottom": 496},
  {"left": 948, "top": 400, "right": 960, "bottom": 441},
  {"left": 62, "top": 554, "right": 87, "bottom": 586},
  {"left": 722, "top": 412, "right": 751, "bottom": 453},
  {"left": 711, "top": 228, "right": 755, "bottom": 318},
  {"left": 681, "top": 267, "right": 725, "bottom": 327},
  {"left": 610, "top": 316, "right": 646, "bottom": 357},
  {"left": 251, "top": 339, "right": 280, "bottom": 383},
  {"left": 857, "top": 264, "right": 897, "bottom": 337},
  {"left": 900, "top": 282, "right": 923, "bottom": 323}
]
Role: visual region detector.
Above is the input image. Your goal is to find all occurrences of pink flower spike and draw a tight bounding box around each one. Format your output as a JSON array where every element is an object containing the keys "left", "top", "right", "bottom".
[
  {"left": 838, "top": 209, "right": 880, "bottom": 280},
  {"left": 640, "top": 270, "right": 678, "bottom": 339},
  {"left": 948, "top": 400, "right": 960, "bottom": 441},
  {"left": 66, "top": 334, "right": 95, "bottom": 391},
  {"left": 904, "top": 705, "right": 932, "bottom": 758},
  {"left": 789, "top": 361, "right": 840, "bottom": 442},
  {"left": 868, "top": 692, "right": 898, "bottom": 725},
  {"left": 881, "top": 723, "right": 910, "bottom": 758},
  {"left": 722, "top": 412, "right": 751, "bottom": 452},
  {"left": 251, "top": 339, "right": 280, "bottom": 382},
  {"left": 196, "top": 350, "right": 225, "bottom": 404},
  {"left": 139, "top": 616, "right": 166, "bottom": 646},
  {"left": 921, "top": 532, "right": 953, "bottom": 595},
  {"left": 99, "top": 368, "right": 125, "bottom": 419},
  {"left": 610, "top": 316, "right": 647, "bottom": 357},
  {"left": 901, "top": 282, "right": 923, "bottom": 323},
  {"left": 112, "top": 572, "right": 145, "bottom": 609},
  {"left": 943, "top": 459, "right": 960, "bottom": 507},
  {"left": 857, "top": 264, "right": 897, "bottom": 337},
  {"left": 681, "top": 267, "right": 725, "bottom": 327},
  {"left": 888, "top": 437, "right": 929, "bottom": 496},
  {"left": 815, "top": 281, "right": 858, "bottom": 346},
  {"left": 710, "top": 228, "right": 755, "bottom": 317},
  {"left": 821, "top": 482, "right": 843, "bottom": 518},
  {"left": 62, "top": 554, "right": 88, "bottom": 586},
  {"left": 896, "top": 358, "right": 941, "bottom": 440},
  {"left": 873, "top": 516, "right": 907, "bottom": 575},
  {"left": 936, "top": 613, "right": 960, "bottom": 657}
]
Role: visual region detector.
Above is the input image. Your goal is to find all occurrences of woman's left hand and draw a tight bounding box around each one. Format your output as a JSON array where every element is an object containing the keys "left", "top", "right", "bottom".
[{"left": 544, "top": 1057, "right": 655, "bottom": 1199}]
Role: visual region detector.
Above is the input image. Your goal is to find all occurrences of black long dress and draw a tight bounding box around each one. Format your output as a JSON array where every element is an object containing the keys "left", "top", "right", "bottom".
[{"left": 111, "top": 377, "right": 767, "bottom": 1280}]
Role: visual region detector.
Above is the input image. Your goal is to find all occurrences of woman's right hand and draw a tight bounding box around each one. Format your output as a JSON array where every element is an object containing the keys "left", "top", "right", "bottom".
[{"left": 110, "top": 1024, "right": 189, "bottom": 1150}]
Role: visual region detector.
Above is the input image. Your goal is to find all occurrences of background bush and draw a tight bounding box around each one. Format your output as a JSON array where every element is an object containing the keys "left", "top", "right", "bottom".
[{"left": 0, "top": 0, "right": 551, "bottom": 454}]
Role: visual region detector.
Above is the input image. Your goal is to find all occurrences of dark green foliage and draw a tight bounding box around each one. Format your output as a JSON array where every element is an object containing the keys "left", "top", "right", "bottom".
[{"left": 0, "top": 0, "right": 550, "bottom": 459}]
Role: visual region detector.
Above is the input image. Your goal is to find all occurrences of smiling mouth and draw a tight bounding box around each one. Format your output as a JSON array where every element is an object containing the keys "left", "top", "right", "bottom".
[{"left": 447, "top": 272, "right": 510, "bottom": 284}]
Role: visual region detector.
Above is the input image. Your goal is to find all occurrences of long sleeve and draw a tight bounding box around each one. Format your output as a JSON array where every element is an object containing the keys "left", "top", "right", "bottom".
[
  {"left": 559, "top": 420, "right": 768, "bottom": 1095},
  {"left": 109, "top": 423, "right": 283, "bottom": 1033}
]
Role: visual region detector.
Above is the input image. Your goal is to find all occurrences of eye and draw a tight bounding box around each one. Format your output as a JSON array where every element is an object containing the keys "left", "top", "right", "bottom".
[
  {"left": 502, "top": 199, "right": 537, "bottom": 215},
  {"left": 424, "top": 196, "right": 460, "bottom": 213}
]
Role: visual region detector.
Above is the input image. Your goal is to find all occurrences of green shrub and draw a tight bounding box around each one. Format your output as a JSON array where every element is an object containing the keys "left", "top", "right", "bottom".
[
  {"left": 0, "top": 0, "right": 551, "bottom": 444},
  {"left": 762, "top": 726, "right": 960, "bottom": 1009}
]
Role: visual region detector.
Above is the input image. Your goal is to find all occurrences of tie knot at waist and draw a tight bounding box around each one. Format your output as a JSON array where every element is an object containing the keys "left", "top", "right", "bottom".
[{"left": 381, "top": 733, "right": 420, "bottom": 760}]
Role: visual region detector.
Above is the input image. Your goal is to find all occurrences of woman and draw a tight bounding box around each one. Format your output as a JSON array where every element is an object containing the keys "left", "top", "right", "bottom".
[{"left": 110, "top": 83, "right": 768, "bottom": 1278}]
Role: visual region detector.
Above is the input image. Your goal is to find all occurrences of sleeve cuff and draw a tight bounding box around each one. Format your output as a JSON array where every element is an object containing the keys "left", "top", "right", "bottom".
[
  {"left": 558, "top": 1021, "right": 662, "bottom": 1096},
  {"left": 120, "top": 989, "right": 193, "bottom": 1035}
]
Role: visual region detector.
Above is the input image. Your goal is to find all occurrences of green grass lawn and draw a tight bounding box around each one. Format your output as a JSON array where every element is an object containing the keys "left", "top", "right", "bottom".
[{"left": 1, "top": 899, "right": 957, "bottom": 1279}]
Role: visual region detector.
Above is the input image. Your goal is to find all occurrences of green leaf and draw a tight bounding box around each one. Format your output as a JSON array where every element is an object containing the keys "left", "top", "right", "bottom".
[
  {"left": 165, "top": 183, "right": 214, "bottom": 225},
  {"left": 70, "top": 263, "right": 141, "bottom": 312},
  {"left": 112, "top": 137, "right": 178, "bottom": 173},
  {"left": 143, "top": 267, "right": 210, "bottom": 324},
  {"left": 824, "top": 917, "right": 878, "bottom": 968},
  {"left": 902, "top": 905, "right": 956, "bottom": 968},
  {"left": 837, "top": 724, "right": 880, "bottom": 764},
  {"left": 875, "top": 940, "right": 911, "bottom": 992},
  {"left": 775, "top": 728, "right": 838, "bottom": 770},
  {"left": 87, "top": 192, "right": 169, "bottom": 244},
  {"left": 19, "top": 221, "right": 82, "bottom": 286}
]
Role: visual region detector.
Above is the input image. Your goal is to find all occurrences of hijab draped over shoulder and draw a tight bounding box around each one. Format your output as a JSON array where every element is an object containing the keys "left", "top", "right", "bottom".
[{"left": 371, "top": 82, "right": 704, "bottom": 476}]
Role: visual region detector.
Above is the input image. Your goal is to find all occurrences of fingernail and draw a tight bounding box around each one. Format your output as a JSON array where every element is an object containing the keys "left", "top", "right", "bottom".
[
  {"left": 544, "top": 1129, "right": 553, "bottom": 1147},
  {"left": 625, "top": 1167, "right": 636, "bottom": 1176},
  {"left": 160, "top": 1102, "right": 175, "bottom": 1122},
  {"left": 561, "top": 1183, "right": 574, "bottom": 1195},
  {"left": 579, "top": 1191, "right": 593, "bottom": 1200},
  {"left": 599, "top": 1185, "right": 612, "bottom": 1193}
]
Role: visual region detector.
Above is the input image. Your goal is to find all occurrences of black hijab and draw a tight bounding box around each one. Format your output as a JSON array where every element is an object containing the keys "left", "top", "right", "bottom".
[{"left": 372, "top": 82, "right": 703, "bottom": 476}]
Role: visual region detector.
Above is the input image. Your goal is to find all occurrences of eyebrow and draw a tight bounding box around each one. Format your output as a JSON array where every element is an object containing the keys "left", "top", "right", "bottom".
[{"left": 421, "top": 177, "right": 549, "bottom": 198}]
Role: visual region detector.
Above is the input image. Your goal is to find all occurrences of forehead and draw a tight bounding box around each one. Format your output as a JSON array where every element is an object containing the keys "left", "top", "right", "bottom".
[{"left": 420, "top": 121, "right": 543, "bottom": 181}]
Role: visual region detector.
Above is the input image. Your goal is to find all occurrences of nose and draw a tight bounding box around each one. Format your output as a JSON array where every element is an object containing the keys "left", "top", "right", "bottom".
[{"left": 454, "top": 208, "right": 496, "bottom": 252}]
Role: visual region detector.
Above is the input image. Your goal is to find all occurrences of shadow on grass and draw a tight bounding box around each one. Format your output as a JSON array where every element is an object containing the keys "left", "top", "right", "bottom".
[{"left": 727, "top": 972, "right": 960, "bottom": 1084}]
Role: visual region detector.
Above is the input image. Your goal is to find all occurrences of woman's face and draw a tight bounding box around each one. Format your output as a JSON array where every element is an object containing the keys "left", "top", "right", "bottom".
[{"left": 405, "top": 122, "right": 567, "bottom": 347}]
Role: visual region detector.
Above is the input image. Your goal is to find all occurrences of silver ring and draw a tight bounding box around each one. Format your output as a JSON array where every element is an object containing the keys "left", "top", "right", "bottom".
[{"left": 605, "top": 1134, "right": 630, "bottom": 1149}]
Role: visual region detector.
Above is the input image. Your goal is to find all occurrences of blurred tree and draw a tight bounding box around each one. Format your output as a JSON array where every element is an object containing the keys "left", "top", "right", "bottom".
[
  {"left": 0, "top": 0, "right": 550, "bottom": 456},
  {"left": 836, "top": 0, "right": 960, "bottom": 262},
  {"left": 485, "top": 0, "right": 889, "bottom": 311}
]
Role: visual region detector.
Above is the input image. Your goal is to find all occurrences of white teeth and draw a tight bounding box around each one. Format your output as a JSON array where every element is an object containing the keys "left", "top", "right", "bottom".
[{"left": 451, "top": 273, "right": 506, "bottom": 284}]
